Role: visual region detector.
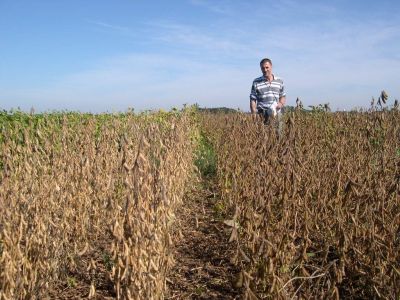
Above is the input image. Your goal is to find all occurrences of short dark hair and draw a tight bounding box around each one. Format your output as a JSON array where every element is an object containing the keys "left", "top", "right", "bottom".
[{"left": 260, "top": 58, "right": 272, "bottom": 66}]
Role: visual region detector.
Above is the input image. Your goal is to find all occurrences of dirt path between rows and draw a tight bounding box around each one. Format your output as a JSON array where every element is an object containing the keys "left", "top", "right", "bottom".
[
  {"left": 50, "top": 177, "right": 241, "bottom": 299},
  {"left": 166, "top": 178, "right": 242, "bottom": 300}
]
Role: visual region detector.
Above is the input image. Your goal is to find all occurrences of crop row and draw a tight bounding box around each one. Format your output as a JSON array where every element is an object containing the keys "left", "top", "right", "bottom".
[
  {"left": 0, "top": 109, "right": 196, "bottom": 299},
  {"left": 202, "top": 110, "right": 400, "bottom": 299}
]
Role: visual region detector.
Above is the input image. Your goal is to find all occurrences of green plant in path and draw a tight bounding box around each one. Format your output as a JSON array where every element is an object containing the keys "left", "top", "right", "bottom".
[
  {"left": 194, "top": 132, "right": 217, "bottom": 178},
  {"left": 66, "top": 276, "right": 77, "bottom": 287},
  {"left": 213, "top": 201, "right": 226, "bottom": 220},
  {"left": 102, "top": 251, "right": 113, "bottom": 272}
]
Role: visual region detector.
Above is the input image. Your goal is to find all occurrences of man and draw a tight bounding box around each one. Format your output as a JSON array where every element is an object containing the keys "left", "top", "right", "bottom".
[{"left": 250, "top": 58, "right": 286, "bottom": 124}]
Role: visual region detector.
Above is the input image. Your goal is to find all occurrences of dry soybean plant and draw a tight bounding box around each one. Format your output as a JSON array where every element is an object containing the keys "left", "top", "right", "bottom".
[
  {"left": 0, "top": 110, "right": 196, "bottom": 299},
  {"left": 202, "top": 109, "right": 400, "bottom": 299}
]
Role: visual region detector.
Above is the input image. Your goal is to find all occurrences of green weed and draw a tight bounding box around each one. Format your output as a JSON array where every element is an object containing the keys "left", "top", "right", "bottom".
[{"left": 195, "top": 132, "right": 217, "bottom": 178}]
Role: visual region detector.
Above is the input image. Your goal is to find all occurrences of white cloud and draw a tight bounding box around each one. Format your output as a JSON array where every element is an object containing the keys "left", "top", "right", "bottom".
[
  {"left": 86, "top": 20, "right": 131, "bottom": 34},
  {"left": 144, "top": 20, "right": 252, "bottom": 57},
  {"left": 189, "top": 0, "right": 235, "bottom": 15}
]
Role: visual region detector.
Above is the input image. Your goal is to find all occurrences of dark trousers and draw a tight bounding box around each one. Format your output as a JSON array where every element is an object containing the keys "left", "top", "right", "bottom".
[{"left": 257, "top": 108, "right": 284, "bottom": 137}]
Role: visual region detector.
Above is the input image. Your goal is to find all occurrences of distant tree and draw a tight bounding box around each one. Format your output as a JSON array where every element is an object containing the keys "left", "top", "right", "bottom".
[{"left": 197, "top": 107, "right": 239, "bottom": 114}]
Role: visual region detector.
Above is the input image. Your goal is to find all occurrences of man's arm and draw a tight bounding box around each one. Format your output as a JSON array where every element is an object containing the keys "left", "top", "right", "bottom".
[
  {"left": 250, "top": 99, "right": 257, "bottom": 114},
  {"left": 276, "top": 96, "right": 286, "bottom": 110},
  {"left": 250, "top": 80, "right": 258, "bottom": 114},
  {"left": 277, "top": 80, "right": 286, "bottom": 109}
]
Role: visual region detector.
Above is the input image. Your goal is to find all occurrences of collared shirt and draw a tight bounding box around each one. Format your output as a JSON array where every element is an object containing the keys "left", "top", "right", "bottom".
[{"left": 250, "top": 74, "right": 286, "bottom": 110}]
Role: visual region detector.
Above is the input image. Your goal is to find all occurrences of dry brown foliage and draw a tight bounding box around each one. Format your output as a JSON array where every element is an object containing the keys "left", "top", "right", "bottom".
[
  {"left": 0, "top": 112, "right": 195, "bottom": 299},
  {"left": 202, "top": 110, "right": 400, "bottom": 299}
]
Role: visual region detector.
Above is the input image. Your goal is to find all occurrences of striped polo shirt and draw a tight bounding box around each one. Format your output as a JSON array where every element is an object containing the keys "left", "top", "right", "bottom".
[{"left": 250, "top": 75, "right": 286, "bottom": 110}]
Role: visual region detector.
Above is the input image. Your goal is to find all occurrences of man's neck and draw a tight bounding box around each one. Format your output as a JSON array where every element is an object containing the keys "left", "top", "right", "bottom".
[{"left": 265, "top": 74, "right": 274, "bottom": 82}]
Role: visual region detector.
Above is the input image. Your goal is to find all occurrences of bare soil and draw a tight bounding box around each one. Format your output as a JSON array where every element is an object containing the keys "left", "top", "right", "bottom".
[{"left": 166, "top": 178, "right": 242, "bottom": 299}]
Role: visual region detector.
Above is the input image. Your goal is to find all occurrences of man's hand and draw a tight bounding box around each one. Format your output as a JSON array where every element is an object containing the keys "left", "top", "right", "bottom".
[{"left": 277, "top": 96, "right": 286, "bottom": 110}]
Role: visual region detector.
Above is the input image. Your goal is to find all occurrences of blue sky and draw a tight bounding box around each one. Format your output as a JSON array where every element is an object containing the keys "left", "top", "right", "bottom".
[{"left": 1, "top": 0, "right": 399, "bottom": 112}]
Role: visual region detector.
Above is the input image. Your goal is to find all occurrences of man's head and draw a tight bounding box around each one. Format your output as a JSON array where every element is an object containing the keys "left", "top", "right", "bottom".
[{"left": 260, "top": 58, "right": 273, "bottom": 78}]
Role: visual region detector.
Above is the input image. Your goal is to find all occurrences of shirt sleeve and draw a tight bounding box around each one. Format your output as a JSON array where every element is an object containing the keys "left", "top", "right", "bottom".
[
  {"left": 279, "top": 80, "right": 286, "bottom": 98},
  {"left": 250, "top": 81, "right": 257, "bottom": 101}
]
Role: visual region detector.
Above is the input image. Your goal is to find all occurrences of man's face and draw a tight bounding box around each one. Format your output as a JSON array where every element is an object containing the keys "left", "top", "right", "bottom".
[{"left": 261, "top": 62, "right": 272, "bottom": 78}]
